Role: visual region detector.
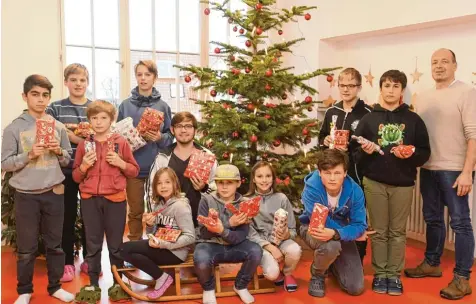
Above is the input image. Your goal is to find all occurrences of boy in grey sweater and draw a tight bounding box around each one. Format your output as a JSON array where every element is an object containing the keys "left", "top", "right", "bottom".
[{"left": 1, "top": 75, "right": 73, "bottom": 304}]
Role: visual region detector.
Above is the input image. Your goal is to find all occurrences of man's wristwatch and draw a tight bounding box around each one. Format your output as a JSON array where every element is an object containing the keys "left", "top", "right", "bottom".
[{"left": 332, "top": 229, "right": 341, "bottom": 241}]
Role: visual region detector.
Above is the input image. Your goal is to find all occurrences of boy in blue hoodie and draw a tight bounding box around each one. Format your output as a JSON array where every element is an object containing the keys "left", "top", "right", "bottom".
[
  {"left": 299, "top": 149, "right": 368, "bottom": 298},
  {"left": 117, "top": 60, "right": 173, "bottom": 241}
]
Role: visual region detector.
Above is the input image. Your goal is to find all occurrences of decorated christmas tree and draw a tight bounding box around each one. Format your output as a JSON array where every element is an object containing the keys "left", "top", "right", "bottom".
[{"left": 177, "top": 0, "right": 340, "bottom": 207}]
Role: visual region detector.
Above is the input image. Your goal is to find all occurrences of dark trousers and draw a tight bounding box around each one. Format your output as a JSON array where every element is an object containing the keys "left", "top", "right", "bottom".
[
  {"left": 15, "top": 190, "right": 65, "bottom": 295},
  {"left": 120, "top": 240, "right": 183, "bottom": 279},
  {"left": 421, "top": 169, "right": 475, "bottom": 279},
  {"left": 62, "top": 173, "right": 87, "bottom": 265},
  {"left": 194, "top": 240, "right": 263, "bottom": 291},
  {"left": 300, "top": 225, "right": 364, "bottom": 295},
  {"left": 81, "top": 197, "right": 127, "bottom": 286}
]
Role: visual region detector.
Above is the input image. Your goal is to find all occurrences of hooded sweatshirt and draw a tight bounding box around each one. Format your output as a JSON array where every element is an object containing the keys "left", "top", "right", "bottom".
[
  {"left": 1, "top": 112, "right": 72, "bottom": 193},
  {"left": 318, "top": 99, "right": 372, "bottom": 185},
  {"left": 117, "top": 87, "right": 173, "bottom": 178},
  {"left": 197, "top": 192, "right": 249, "bottom": 245},
  {"left": 299, "top": 171, "right": 367, "bottom": 242},
  {"left": 72, "top": 133, "right": 140, "bottom": 198},
  {"left": 248, "top": 190, "right": 297, "bottom": 248},
  {"left": 351, "top": 103, "right": 431, "bottom": 187},
  {"left": 145, "top": 195, "right": 196, "bottom": 261}
]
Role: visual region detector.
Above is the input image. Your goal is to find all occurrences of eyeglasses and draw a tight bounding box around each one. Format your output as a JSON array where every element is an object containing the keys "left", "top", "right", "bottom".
[
  {"left": 338, "top": 84, "right": 361, "bottom": 89},
  {"left": 174, "top": 124, "right": 194, "bottom": 130}
]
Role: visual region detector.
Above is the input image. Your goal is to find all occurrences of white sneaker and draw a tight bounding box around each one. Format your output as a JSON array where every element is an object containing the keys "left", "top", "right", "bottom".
[
  {"left": 52, "top": 289, "right": 74, "bottom": 303},
  {"left": 14, "top": 294, "right": 32, "bottom": 304},
  {"left": 233, "top": 286, "right": 255, "bottom": 304},
  {"left": 202, "top": 289, "right": 217, "bottom": 304}
]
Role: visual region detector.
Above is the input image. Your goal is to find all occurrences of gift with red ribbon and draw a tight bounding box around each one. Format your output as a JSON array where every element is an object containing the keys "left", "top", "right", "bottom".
[
  {"left": 136, "top": 108, "right": 164, "bottom": 136},
  {"left": 184, "top": 150, "right": 216, "bottom": 182}
]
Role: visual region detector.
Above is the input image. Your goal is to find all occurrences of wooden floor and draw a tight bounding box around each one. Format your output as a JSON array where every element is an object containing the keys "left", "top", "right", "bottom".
[{"left": 2, "top": 238, "right": 475, "bottom": 303}]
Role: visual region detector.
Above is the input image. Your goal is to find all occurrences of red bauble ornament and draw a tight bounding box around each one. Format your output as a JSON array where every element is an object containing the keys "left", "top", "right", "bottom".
[
  {"left": 228, "top": 18, "right": 233, "bottom": 24},
  {"left": 228, "top": 88, "right": 235, "bottom": 95},
  {"left": 222, "top": 152, "right": 229, "bottom": 159},
  {"left": 278, "top": 29, "right": 283, "bottom": 35},
  {"left": 273, "top": 139, "right": 281, "bottom": 147},
  {"left": 239, "top": 28, "right": 245, "bottom": 34},
  {"left": 245, "top": 40, "right": 252, "bottom": 47},
  {"left": 304, "top": 136, "right": 312, "bottom": 144},
  {"left": 326, "top": 75, "right": 334, "bottom": 83},
  {"left": 262, "top": 153, "right": 268, "bottom": 159},
  {"left": 264, "top": 114, "right": 271, "bottom": 119},
  {"left": 222, "top": 103, "right": 231, "bottom": 109},
  {"left": 245, "top": 67, "right": 251, "bottom": 74},
  {"left": 282, "top": 93, "right": 288, "bottom": 99},
  {"left": 265, "top": 69, "right": 273, "bottom": 77},
  {"left": 233, "top": 26, "right": 237, "bottom": 32},
  {"left": 241, "top": 177, "right": 247, "bottom": 184},
  {"left": 302, "top": 128, "right": 309, "bottom": 136},
  {"left": 232, "top": 131, "right": 239, "bottom": 138},
  {"left": 265, "top": 84, "right": 272, "bottom": 91},
  {"left": 256, "top": 27, "right": 263, "bottom": 35},
  {"left": 304, "top": 96, "right": 313, "bottom": 103},
  {"left": 304, "top": 13, "right": 311, "bottom": 20},
  {"left": 204, "top": 8, "right": 210, "bottom": 15},
  {"left": 307, "top": 106, "right": 313, "bottom": 112},
  {"left": 210, "top": 89, "right": 217, "bottom": 97},
  {"left": 272, "top": 57, "right": 278, "bottom": 63},
  {"left": 229, "top": 55, "right": 235, "bottom": 62},
  {"left": 184, "top": 75, "right": 191, "bottom": 83},
  {"left": 232, "top": 68, "right": 240, "bottom": 75},
  {"left": 265, "top": 103, "right": 276, "bottom": 108},
  {"left": 250, "top": 135, "right": 258, "bottom": 142},
  {"left": 256, "top": 3, "right": 263, "bottom": 10},
  {"left": 247, "top": 103, "right": 255, "bottom": 111},
  {"left": 214, "top": 47, "right": 221, "bottom": 54}
]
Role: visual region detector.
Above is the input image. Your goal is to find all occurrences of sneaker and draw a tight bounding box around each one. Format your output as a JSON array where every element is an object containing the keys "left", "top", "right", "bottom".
[
  {"left": 147, "top": 274, "right": 173, "bottom": 300},
  {"left": 404, "top": 260, "right": 442, "bottom": 278},
  {"left": 274, "top": 273, "right": 284, "bottom": 286},
  {"left": 202, "top": 290, "right": 217, "bottom": 304},
  {"left": 14, "top": 294, "right": 32, "bottom": 304},
  {"left": 440, "top": 275, "right": 472, "bottom": 300},
  {"left": 74, "top": 285, "right": 101, "bottom": 304},
  {"left": 60, "top": 265, "right": 75, "bottom": 282},
  {"left": 80, "top": 262, "right": 103, "bottom": 277},
  {"left": 108, "top": 283, "right": 132, "bottom": 302},
  {"left": 372, "top": 277, "right": 388, "bottom": 294},
  {"left": 284, "top": 275, "right": 298, "bottom": 292},
  {"left": 308, "top": 275, "right": 325, "bottom": 297},
  {"left": 387, "top": 277, "right": 403, "bottom": 296}
]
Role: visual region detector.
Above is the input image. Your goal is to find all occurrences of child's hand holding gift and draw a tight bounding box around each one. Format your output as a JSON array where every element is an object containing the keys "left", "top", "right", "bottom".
[
  {"left": 143, "top": 212, "right": 156, "bottom": 227},
  {"left": 80, "top": 151, "right": 96, "bottom": 172},
  {"left": 264, "top": 244, "right": 284, "bottom": 262},
  {"left": 309, "top": 227, "right": 336, "bottom": 242},
  {"left": 28, "top": 143, "right": 46, "bottom": 160},
  {"left": 106, "top": 151, "right": 126, "bottom": 170},
  {"left": 275, "top": 226, "right": 290, "bottom": 241},
  {"left": 229, "top": 212, "right": 248, "bottom": 227},
  {"left": 47, "top": 139, "right": 62, "bottom": 156},
  {"left": 144, "top": 129, "right": 162, "bottom": 142},
  {"left": 204, "top": 217, "right": 224, "bottom": 234}
]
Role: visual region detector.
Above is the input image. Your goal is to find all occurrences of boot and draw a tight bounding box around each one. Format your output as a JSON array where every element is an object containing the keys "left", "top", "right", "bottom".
[
  {"left": 440, "top": 275, "right": 472, "bottom": 300},
  {"left": 404, "top": 260, "right": 442, "bottom": 278}
]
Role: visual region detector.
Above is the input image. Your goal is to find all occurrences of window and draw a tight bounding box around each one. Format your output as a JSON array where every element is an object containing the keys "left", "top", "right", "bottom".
[{"left": 63, "top": 0, "right": 121, "bottom": 106}]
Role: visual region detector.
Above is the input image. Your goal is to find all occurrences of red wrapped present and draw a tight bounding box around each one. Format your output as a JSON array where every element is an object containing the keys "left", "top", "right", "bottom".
[
  {"left": 64, "top": 123, "right": 78, "bottom": 131},
  {"left": 136, "top": 108, "right": 164, "bottom": 136},
  {"left": 36, "top": 118, "right": 55, "bottom": 144},
  {"left": 112, "top": 117, "right": 146, "bottom": 152},
  {"left": 270, "top": 208, "right": 288, "bottom": 246},
  {"left": 309, "top": 203, "right": 329, "bottom": 231},
  {"left": 239, "top": 196, "right": 261, "bottom": 218},
  {"left": 333, "top": 130, "right": 350, "bottom": 149},
  {"left": 74, "top": 122, "right": 95, "bottom": 138},
  {"left": 183, "top": 150, "right": 216, "bottom": 182},
  {"left": 197, "top": 208, "right": 219, "bottom": 227},
  {"left": 390, "top": 145, "right": 415, "bottom": 158},
  {"left": 155, "top": 228, "right": 182, "bottom": 243},
  {"left": 225, "top": 203, "right": 240, "bottom": 215}
]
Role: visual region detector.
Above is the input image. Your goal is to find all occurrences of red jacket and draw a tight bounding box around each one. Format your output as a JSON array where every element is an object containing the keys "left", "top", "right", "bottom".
[{"left": 72, "top": 133, "right": 139, "bottom": 196}]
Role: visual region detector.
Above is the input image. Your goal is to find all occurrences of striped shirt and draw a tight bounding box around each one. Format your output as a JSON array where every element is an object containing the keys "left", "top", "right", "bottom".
[{"left": 47, "top": 98, "right": 92, "bottom": 171}]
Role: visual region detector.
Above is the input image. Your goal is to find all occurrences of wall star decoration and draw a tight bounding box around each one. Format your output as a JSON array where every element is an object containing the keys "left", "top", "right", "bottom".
[
  {"left": 411, "top": 57, "right": 423, "bottom": 84},
  {"left": 323, "top": 95, "right": 336, "bottom": 107},
  {"left": 364, "top": 67, "right": 374, "bottom": 87}
]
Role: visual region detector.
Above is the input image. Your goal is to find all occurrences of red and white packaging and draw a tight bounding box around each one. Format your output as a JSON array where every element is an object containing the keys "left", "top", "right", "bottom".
[
  {"left": 197, "top": 208, "right": 219, "bottom": 227},
  {"left": 36, "top": 118, "right": 55, "bottom": 145},
  {"left": 333, "top": 130, "right": 350, "bottom": 149},
  {"left": 112, "top": 117, "right": 146, "bottom": 152},
  {"left": 136, "top": 108, "right": 164, "bottom": 136},
  {"left": 270, "top": 208, "right": 288, "bottom": 246},
  {"left": 309, "top": 203, "right": 329, "bottom": 231},
  {"left": 74, "top": 122, "right": 95, "bottom": 138},
  {"left": 390, "top": 145, "right": 415, "bottom": 158},
  {"left": 155, "top": 228, "right": 182, "bottom": 243},
  {"left": 183, "top": 150, "right": 216, "bottom": 182},
  {"left": 225, "top": 196, "right": 261, "bottom": 218}
]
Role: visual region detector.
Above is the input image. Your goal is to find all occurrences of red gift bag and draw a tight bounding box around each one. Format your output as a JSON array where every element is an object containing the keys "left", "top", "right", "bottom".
[
  {"left": 183, "top": 150, "right": 216, "bottom": 182},
  {"left": 309, "top": 203, "right": 329, "bottom": 230},
  {"left": 36, "top": 118, "right": 55, "bottom": 144},
  {"left": 136, "top": 108, "right": 164, "bottom": 136}
]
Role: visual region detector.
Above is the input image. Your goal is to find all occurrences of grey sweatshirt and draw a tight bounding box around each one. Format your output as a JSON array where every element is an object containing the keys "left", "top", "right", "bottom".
[
  {"left": 1, "top": 112, "right": 72, "bottom": 193},
  {"left": 145, "top": 195, "right": 196, "bottom": 261},
  {"left": 197, "top": 192, "right": 249, "bottom": 245},
  {"left": 248, "top": 190, "right": 297, "bottom": 248}
]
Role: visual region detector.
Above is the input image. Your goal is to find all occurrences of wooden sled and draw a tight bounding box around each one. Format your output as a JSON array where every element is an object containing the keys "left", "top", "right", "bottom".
[{"left": 111, "top": 254, "right": 275, "bottom": 302}]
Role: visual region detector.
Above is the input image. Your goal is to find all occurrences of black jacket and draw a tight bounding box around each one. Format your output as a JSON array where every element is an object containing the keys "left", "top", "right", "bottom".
[
  {"left": 351, "top": 103, "right": 431, "bottom": 187},
  {"left": 318, "top": 99, "right": 372, "bottom": 185}
]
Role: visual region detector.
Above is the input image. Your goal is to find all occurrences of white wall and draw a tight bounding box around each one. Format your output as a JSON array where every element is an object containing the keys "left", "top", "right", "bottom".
[{"left": 1, "top": 0, "right": 63, "bottom": 129}]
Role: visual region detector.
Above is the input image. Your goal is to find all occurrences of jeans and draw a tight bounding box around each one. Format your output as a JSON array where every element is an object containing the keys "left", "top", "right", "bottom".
[
  {"left": 261, "top": 239, "right": 302, "bottom": 280},
  {"left": 194, "top": 240, "right": 263, "bottom": 291},
  {"left": 299, "top": 225, "right": 364, "bottom": 295},
  {"left": 420, "top": 168, "right": 475, "bottom": 279}
]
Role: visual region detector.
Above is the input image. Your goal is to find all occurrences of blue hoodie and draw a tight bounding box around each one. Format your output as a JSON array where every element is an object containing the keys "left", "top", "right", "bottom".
[
  {"left": 117, "top": 87, "right": 173, "bottom": 177},
  {"left": 299, "top": 170, "right": 367, "bottom": 241}
]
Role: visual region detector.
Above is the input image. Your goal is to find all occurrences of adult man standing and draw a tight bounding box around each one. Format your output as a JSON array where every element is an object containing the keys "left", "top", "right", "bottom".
[{"left": 404, "top": 49, "right": 476, "bottom": 300}]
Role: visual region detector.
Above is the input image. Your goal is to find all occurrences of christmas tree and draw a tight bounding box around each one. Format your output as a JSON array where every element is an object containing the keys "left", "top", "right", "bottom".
[{"left": 176, "top": 0, "right": 340, "bottom": 208}]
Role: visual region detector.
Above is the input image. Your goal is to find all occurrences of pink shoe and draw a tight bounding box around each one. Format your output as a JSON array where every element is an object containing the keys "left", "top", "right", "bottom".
[
  {"left": 80, "top": 261, "right": 103, "bottom": 276},
  {"left": 146, "top": 275, "right": 173, "bottom": 300},
  {"left": 274, "top": 273, "right": 284, "bottom": 286},
  {"left": 60, "top": 265, "right": 75, "bottom": 282},
  {"left": 284, "top": 274, "right": 298, "bottom": 292}
]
